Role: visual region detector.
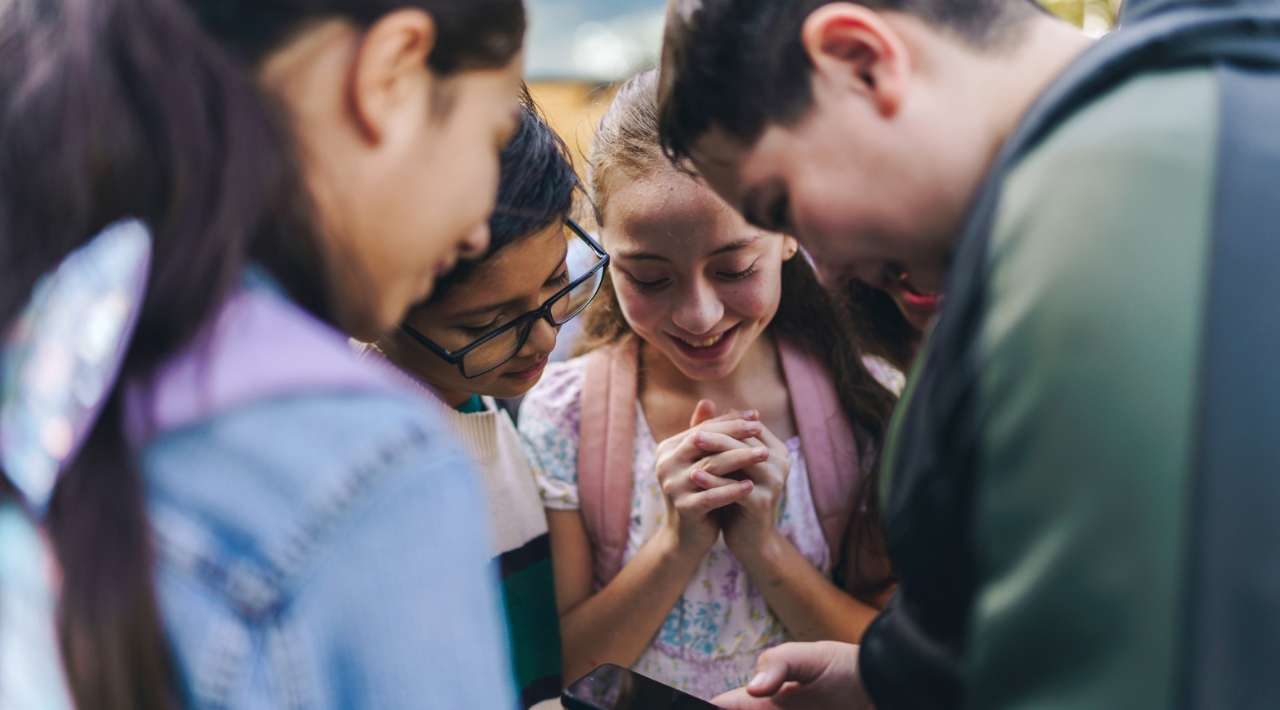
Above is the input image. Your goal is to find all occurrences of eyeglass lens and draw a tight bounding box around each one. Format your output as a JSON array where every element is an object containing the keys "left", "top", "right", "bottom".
[{"left": 460, "top": 234, "right": 605, "bottom": 377}]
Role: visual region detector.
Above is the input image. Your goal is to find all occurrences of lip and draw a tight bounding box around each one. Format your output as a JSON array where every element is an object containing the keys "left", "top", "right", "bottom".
[
  {"left": 898, "top": 285, "right": 941, "bottom": 310},
  {"left": 881, "top": 264, "right": 941, "bottom": 310},
  {"left": 667, "top": 324, "right": 741, "bottom": 363},
  {"left": 504, "top": 356, "right": 548, "bottom": 382}
]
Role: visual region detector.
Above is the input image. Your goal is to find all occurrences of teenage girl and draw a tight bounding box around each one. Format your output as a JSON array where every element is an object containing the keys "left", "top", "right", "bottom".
[
  {"left": 372, "top": 93, "right": 606, "bottom": 709},
  {"left": 519, "top": 70, "right": 899, "bottom": 700},
  {"left": 0, "top": 0, "right": 526, "bottom": 707}
]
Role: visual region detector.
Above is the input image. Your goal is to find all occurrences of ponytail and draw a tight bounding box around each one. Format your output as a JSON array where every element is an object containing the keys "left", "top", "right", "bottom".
[
  {"left": 0, "top": 0, "right": 302, "bottom": 705},
  {"left": 1, "top": 0, "right": 525, "bottom": 704}
]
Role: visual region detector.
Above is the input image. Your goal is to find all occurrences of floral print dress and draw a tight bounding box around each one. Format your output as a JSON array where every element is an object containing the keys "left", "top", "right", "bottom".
[{"left": 518, "top": 357, "right": 832, "bottom": 701}]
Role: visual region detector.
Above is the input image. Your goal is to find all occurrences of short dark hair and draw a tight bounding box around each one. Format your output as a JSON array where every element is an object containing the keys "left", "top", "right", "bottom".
[
  {"left": 658, "top": 0, "right": 1041, "bottom": 164},
  {"left": 427, "top": 87, "right": 579, "bottom": 302}
]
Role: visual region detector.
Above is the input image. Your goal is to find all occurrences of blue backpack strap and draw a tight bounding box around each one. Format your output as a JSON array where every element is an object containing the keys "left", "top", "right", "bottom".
[
  {"left": 860, "top": 2, "right": 1280, "bottom": 707},
  {"left": 1181, "top": 64, "right": 1280, "bottom": 710}
]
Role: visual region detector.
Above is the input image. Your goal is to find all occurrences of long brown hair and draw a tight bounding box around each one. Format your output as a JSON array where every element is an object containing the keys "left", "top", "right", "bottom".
[
  {"left": 0, "top": 0, "right": 524, "bottom": 707},
  {"left": 581, "top": 70, "right": 901, "bottom": 580}
]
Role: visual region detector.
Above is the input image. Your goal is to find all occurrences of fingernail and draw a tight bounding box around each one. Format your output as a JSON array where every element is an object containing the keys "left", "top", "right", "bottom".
[
  {"left": 741, "top": 480, "right": 754, "bottom": 491},
  {"left": 749, "top": 672, "right": 768, "bottom": 690},
  {"left": 756, "top": 447, "right": 770, "bottom": 458},
  {"left": 745, "top": 410, "right": 760, "bottom": 420}
]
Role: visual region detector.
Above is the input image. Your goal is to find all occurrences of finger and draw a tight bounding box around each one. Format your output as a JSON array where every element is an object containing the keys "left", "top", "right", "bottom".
[
  {"left": 696, "top": 446, "right": 771, "bottom": 478},
  {"left": 711, "top": 687, "right": 785, "bottom": 710},
  {"left": 679, "top": 479, "right": 753, "bottom": 514},
  {"left": 753, "top": 421, "right": 787, "bottom": 453},
  {"left": 689, "top": 399, "right": 719, "bottom": 427},
  {"left": 668, "top": 424, "right": 758, "bottom": 464},
  {"left": 696, "top": 419, "right": 765, "bottom": 443},
  {"left": 690, "top": 468, "right": 744, "bottom": 491},
  {"left": 692, "top": 429, "right": 758, "bottom": 454},
  {"left": 746, "top": 643, "right": 836, "bottom": 697}
]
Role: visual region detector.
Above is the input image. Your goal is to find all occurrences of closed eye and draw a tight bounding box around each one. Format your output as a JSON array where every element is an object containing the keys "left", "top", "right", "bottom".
[
  {"left": 717, "top": 261, "right": 759, "bottom": 281},
  {"left": 625, "top": 272, "right": 671, "bottom": 291}
]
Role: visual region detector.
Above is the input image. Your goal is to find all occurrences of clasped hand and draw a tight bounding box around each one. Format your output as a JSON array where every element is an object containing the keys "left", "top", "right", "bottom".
[{"left": 653, "top": 399, "right": 790, "bottom": 557}]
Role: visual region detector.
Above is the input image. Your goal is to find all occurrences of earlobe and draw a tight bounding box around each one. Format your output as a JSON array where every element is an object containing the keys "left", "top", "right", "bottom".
[
  {"left": 782, "top": 236, "right": 800, "bottom": 262},
  {"left": 801, "top": 4, "right": 909, "bottom": 118},
  {"left": 347, "top": 9, "right": 437, "bottom": 144}
]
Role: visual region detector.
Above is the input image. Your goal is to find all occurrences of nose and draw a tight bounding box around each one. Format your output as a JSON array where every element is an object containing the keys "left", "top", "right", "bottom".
[
  {"left": 516, "top": 317, "right": 558, "bottom": 359},
  {"left": 459, "top": 222, "right": 489, "bottom": 260},
  {"left": 670, "top": 278, "right": 724, "bottom": 336}
]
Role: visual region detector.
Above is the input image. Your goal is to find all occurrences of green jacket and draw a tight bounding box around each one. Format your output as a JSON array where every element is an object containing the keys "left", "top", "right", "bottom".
[{"left": 859, "top": 2, "right": 1280, "bottom": 708}]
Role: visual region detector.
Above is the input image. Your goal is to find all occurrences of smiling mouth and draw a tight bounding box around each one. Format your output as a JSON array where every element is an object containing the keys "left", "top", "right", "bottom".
[
  {"left": 668, "top": 324, "right": 741, "bottom": 361},
  {"left": 884, "top": 264, "right": 941, "bottom": 309}
]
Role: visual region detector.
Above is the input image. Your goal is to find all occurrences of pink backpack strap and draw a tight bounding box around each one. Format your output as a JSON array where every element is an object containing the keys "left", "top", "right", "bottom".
[
  {"left": 778, "top": 339, "right": 861, "bottom": 569},
  {"left": 578, "top": 337, "right": 640, "bottom": 586}
]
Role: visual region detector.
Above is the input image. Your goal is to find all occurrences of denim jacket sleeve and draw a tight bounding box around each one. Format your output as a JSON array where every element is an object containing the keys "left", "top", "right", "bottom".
[{"left": 142, "top": 390, "right": 517, "bottom": 709}]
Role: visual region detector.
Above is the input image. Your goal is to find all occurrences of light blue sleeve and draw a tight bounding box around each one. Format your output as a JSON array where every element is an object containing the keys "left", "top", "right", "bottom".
[{"left": 296, "top": 441, "right": 517, "bottom": 709}]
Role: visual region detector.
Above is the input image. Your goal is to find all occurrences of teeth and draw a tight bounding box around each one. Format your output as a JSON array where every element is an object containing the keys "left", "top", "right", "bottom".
[{"left": 679, "top": 332, "right": 726, "bottom": 349}]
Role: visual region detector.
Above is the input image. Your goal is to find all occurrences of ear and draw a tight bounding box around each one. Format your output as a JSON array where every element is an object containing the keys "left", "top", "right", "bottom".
[
  {"left": 781, "top": 236, "right": 800, "bottom": 261},
  {"left": 800, "top": 3, "right": 910, "bottom": 118},
  {"left": 347, "top": 9, "right": 438, "bottom": 143}
]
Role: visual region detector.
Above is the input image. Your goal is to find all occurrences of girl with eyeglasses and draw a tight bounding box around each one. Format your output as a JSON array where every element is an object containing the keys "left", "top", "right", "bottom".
[
  {"left": 370, "top": 91, "right": 605, "bottom": 710},
  {"left": 517, "top": 70, "right": 901, "bottom": 701}
]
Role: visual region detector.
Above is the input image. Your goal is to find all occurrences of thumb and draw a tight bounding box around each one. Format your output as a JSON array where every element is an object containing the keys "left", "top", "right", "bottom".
[
  {"left": 689, "top": 399, "right": 718, "bottom": 427},
  {"left": 746, "top": 643, "right": 833, "bottom": 698}
]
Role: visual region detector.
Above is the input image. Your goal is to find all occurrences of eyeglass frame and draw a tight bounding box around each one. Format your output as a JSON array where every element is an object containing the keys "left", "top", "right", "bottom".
[{"left": 400, "top": 219, "right": 610, "bottom": 379}]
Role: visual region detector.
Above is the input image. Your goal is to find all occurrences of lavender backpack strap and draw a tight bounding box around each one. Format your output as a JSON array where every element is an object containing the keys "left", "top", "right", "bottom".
[
  {"left": 779, "top": 339, "right": 861, "bottom": 568},
  {"left": 577, "top": 337, "right": 639, "bottom": 586},
  {"left": 125, "top": 285, "right": 414, "bottom": 446}
]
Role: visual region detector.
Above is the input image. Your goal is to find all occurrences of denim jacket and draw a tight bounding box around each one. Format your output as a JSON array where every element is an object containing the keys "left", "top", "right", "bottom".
[{"left": 128, "top": 280, "right": 517, "bottom": 708}]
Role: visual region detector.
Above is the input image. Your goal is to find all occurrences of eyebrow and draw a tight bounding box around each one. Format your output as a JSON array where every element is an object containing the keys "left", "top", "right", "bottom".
[
  {"left": 448, "top": 240, "right": 570, "bottom": 319},
  {"left": 617, "top": 235, "right": 763, "bottom": 262}
]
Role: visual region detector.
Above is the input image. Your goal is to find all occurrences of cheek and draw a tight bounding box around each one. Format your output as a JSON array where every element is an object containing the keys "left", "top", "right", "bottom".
[
  {"left": 721, "top": 279, "right": 780, "bottom": 322},
  {"left": 614, "top": 284, "right": 668, "bottom": 337}
]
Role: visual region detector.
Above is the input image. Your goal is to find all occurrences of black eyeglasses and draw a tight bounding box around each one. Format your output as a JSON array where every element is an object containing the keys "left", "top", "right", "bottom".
[{"left": 401, "top": 220, "right": 609, "bottom": 378}]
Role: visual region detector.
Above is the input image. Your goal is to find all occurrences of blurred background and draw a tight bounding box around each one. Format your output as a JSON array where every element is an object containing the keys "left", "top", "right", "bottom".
[{"left": 527, "top": 0, "right": 1125, "bottom": 179}]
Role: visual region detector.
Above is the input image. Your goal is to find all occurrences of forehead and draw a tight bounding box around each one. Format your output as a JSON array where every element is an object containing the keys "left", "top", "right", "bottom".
[
  {"left": 428, "top": 224, "right": 567, "bottom": 313},
  {"left": 605, "top": 171, "right": 756, "bottom": 254}
]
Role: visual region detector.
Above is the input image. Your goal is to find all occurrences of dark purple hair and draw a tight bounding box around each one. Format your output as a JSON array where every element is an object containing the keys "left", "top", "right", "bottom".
[{"left": 0, "top": 0, "right": 524, "bottom": 707}]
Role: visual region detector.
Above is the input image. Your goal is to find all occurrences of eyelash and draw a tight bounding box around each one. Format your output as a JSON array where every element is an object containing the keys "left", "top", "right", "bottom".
[
  {"left": 718, "top": 263, "right": 759, "bottom": 282},
  {"left": 461, "top": 319, "right": 500, "bottom": 335},
  {"left": 627, "top": 274, "right": 671, "bottom": 292}
]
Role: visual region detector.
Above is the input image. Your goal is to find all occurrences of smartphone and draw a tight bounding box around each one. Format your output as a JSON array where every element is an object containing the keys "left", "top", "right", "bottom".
[{"left": 562, "top": 664, "right": 723, "bottom": 710}]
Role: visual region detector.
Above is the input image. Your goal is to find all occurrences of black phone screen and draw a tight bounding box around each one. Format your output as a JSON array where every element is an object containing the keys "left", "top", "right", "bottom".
[{"left": 562, "top": 664, "right": 722, "bottom": 710}]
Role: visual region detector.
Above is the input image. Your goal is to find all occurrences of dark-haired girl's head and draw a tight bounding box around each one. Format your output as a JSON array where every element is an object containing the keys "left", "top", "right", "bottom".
[
  {"left": 250, "top": 4, "right": 529, "bottom": 339},
  {"left": 378, "top": 91, "right": 589, "bottom": 404},
  {"left": 0, "top": 1, "right": 525, "bottom": 707}
]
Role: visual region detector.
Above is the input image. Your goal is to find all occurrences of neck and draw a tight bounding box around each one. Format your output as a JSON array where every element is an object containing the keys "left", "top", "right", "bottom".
[
  {"left": 373, "top": 337, "right": 473, "bottom": 408},
  {"left": 432, "top": 384, "right": 473, "bottom": 409},
  {"left": 981, "top": 17, "right": 1094, "bottom": 154}
]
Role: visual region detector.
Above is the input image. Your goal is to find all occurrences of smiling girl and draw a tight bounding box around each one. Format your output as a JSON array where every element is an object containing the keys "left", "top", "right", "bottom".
[{"left": 518, "top": 70, "right": 898, "bottom": 700}]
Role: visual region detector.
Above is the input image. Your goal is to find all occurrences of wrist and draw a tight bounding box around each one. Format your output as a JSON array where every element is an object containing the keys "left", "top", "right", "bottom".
[
  {"left": 728, "top": 527, "right": 786, "bottom": 568},
  {"left": 657, "top": 522, "right": 715, "bottom": 564}
]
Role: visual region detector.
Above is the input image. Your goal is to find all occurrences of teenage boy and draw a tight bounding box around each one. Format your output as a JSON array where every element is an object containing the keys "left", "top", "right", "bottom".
[{"left": 657, "top": 0, "right": 1280, "bottom": 708}]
